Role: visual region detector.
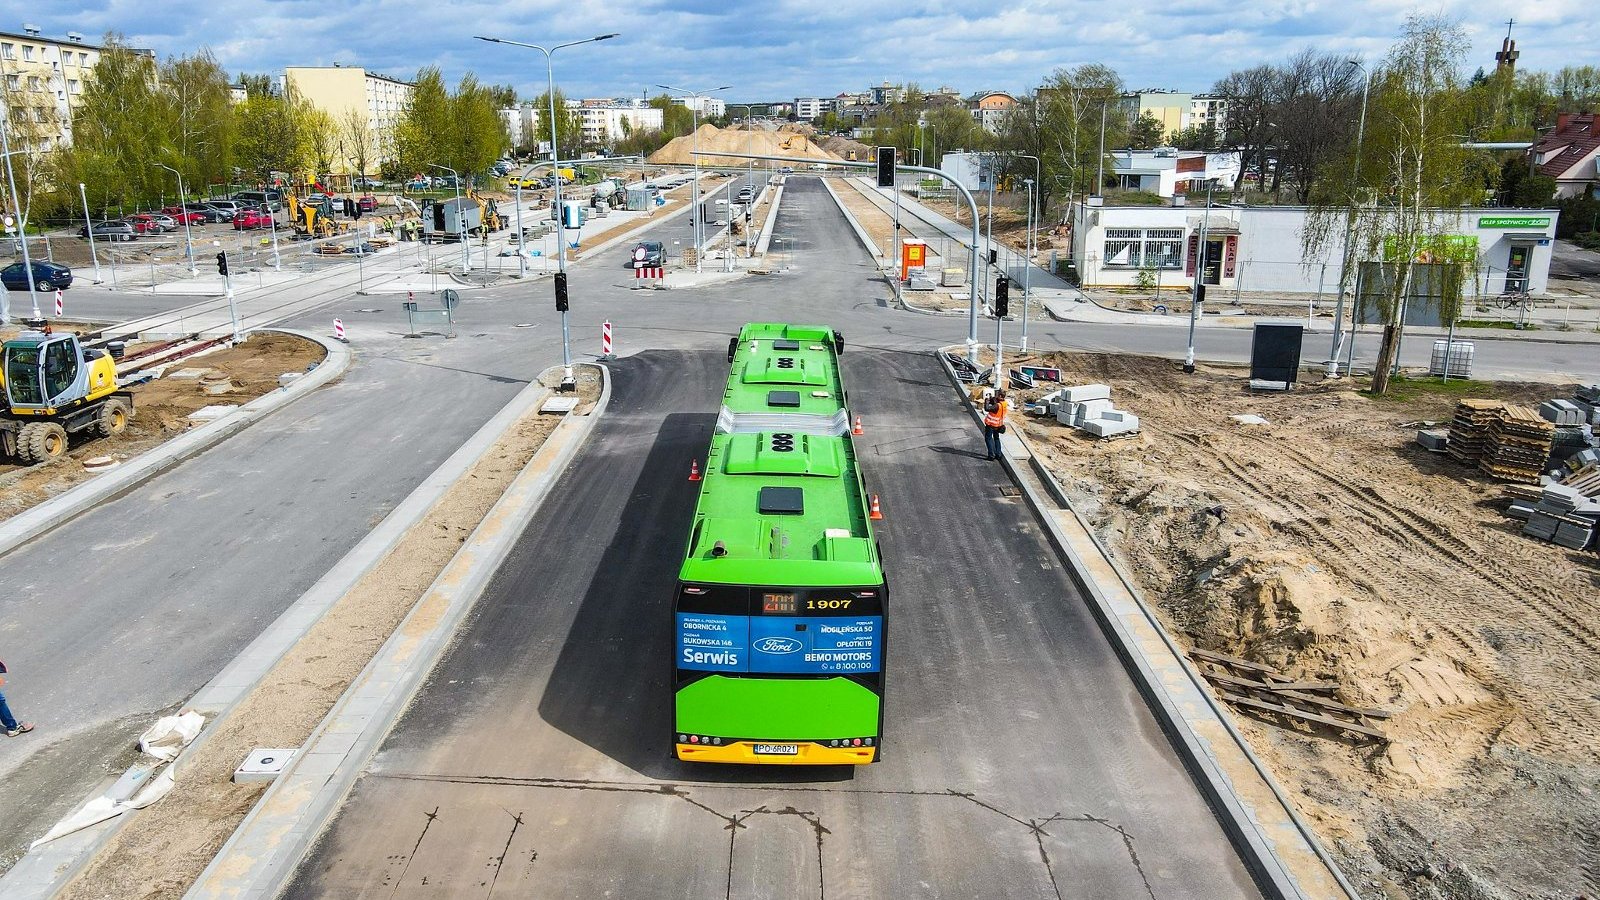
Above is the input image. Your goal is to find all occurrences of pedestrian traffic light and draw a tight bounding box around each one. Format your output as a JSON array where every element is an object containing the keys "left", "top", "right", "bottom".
[
  {"left": 988, "top": 248, "right": 998, "bottom": 265},
  {"left": 1195, "top": 284, "right": 1207, "bottom": 304},
  {"left": 216, "top": 251, "right": 229, "bottom": 277},
  {"left": 994, "top": 276, "right": 1010, "bottom": 317},
  {"left": 554, "top": 271, "right": 569, "bottom": 312},
  {"left": 877, "top": 147, "right": 896, "bottom": 187}
]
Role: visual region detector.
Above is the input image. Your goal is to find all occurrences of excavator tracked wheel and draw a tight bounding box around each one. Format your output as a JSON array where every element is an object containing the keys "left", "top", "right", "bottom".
[
  {"left": 20, "top": 422, "right": 68, "bottom": 463},
  {"left": 96, "top": 399, "right": 130, "bottom": 437}
]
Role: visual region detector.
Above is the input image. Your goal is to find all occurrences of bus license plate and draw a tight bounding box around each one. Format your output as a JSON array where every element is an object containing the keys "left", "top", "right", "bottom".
[{"left": 753, "top": 743, "right": 799, "bottom": 755}]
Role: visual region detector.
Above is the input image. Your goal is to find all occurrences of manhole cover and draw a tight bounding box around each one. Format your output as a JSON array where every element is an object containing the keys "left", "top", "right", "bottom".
[{"left": 356, "top": 307, "right": 383, "bottom": 313}]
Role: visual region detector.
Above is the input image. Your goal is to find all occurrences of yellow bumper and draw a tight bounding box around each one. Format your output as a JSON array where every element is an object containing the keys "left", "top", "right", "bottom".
[{"left": 676, "top": 741, "right": 877, "bottom": 765}]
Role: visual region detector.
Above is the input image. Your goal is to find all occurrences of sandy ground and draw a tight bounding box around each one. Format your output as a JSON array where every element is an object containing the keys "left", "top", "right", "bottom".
[
  {"left": 648, "top": 123, "right": 840, "bottom": 168},
  {"left": 1008, "top": 352, "right": 1598, "bottom": 899},
  {"left": 832, "top": 179, "right": 975, "bottom": 314},
  {"left": 0, "top": 332, "right": 326, "bottom": 523},
  {"left": 58, "top": 366, "right": 603, "bottom": 900},
  {"left": 567, "top": 175, "right": 723, "bottom": 262}
]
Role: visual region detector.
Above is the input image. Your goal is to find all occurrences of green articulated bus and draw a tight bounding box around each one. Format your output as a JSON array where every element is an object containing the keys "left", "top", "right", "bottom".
[{"left": 674, "top": 323, "right": 887, "bottom": 765}]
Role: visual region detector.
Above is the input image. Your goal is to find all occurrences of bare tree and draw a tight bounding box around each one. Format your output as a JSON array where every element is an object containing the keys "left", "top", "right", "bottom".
[{"left": 340, "top": 107, "right": 376, "bottom": 180}]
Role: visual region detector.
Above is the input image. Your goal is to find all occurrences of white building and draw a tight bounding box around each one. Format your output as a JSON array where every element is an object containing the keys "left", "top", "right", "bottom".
[
  {"left": 1109, "top": 149, "right": 1241, "bottom": 197},
  {"left": 939, "top": 152, "right": 999, "bottom": 192},
  {"left": 1190, "top": 94, "right": 1228, "bottom": 136},
  {"left": 794, "top": 97, "right": 834, "bottom": 120},
  {"left": 283, "top": 65, "right": 414, "bottom": 173},
  {"left": 575, "top": 104, "right": 664, "bottom": 145},
  {"left": 1071, "top": 200, "right": 1560, "bottom": 298},
  {"left": 501, "top": 107, "right": 523, "bottom": 153},
  {"left": 672, "top": 96, "right": 725, "bottom": 118},
  {"left": 0, "top": 27, "right": 153, "bottom": 150}
]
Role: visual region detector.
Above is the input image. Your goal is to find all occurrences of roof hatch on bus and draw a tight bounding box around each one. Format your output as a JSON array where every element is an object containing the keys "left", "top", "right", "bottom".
[
  {"left": 741, "top": 354, "right": 827, "bottom": 386},
  {"left": 722, "top": 433, "right": 843, "bottom": 476}
]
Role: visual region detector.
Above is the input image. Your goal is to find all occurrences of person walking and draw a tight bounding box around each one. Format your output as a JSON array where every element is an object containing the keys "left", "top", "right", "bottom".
[
  {"left": 0, "top": 659, "right": 35, "bottom": 737},
  {"left": 982, "top": 388, "right": 1008, "bottom": 461}
]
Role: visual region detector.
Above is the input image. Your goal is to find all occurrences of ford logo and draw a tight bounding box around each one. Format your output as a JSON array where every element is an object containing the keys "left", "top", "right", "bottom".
[{"left": 754, "top": 637, "right": 803, "bottom": 654}]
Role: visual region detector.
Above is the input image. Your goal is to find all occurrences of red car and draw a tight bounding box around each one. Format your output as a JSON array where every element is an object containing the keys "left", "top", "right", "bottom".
[
  {"left": 233, "top": 209, "right": 274, "bottom": 230},
  {"left": 123, "top": 213, "right": 169, "bottom": 234},
  {"left": 161, "top": 205, "right": 208, "bottom": 226}
]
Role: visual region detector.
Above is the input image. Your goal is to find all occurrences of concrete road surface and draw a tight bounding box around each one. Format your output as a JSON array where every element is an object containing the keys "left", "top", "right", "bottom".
[{"left": 285, "top": 349, "right": 1260, "bottom": 899}]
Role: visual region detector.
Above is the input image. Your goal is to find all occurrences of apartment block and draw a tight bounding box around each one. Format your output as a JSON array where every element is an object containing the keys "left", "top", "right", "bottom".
[
  {"left": 0, "top": 26, "right": 152, "bottom": 151},
  {"left": 284, "top": 65, "right": 413, "bottom": 173}
]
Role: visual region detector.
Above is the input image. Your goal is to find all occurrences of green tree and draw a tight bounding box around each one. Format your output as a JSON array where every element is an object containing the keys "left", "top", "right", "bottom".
[
  {"left": 649, "top": 94, "right": 695, "bottom": 137},
  {"left": 395, "top": 66, "right": 451, "bottom": 180},
  {"left": 300, "top": 107, "right": 337, "bottom": 177},
  {"left": 159, "top": 50, "right": 236, "bottom": 192},
  {"left": 532, "top": 89, "right": 583, "bottom": 160},
  {"left": 1172, "top": 122, "right": 1219, "bottom": 150},
  {"left": 1303, "top": 14, "right": 1484, "bottom": 394},
  {"left": 1128, "top": 112, "right": 1166, "bottom": 149},
  {"left": 58, "top": 37, "right": 168, "bottom": 214},
  {"left": 449, "top": 74, "right": 508, "bottom": 178},
  {"left": 997, "top": 63, "right": 1125, "bottom": 215},
  {"left": 1495, "top": 156, "right": 1557, "bottom": 206},
  {"left": 234, "top": 94, "right": 303, "bottom": 183},
  {"left": 340, "top": 107, "right": 378, "bottom": 179}
]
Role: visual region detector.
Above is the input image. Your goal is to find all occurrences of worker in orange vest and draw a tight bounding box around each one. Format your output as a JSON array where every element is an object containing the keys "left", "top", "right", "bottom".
[{"left": 982, "top": 388, "right": 1008, "bottom": 460}]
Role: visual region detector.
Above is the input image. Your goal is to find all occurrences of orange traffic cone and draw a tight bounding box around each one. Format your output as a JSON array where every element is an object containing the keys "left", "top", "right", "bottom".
[
  {"left": 689, "top": 459, "right": 702, "bottom": 481},
  {"left": 852, "top": 415, "right": 864, "bottom": 436},
  {"left": 869, "top": 494, "right": 883, "bottom": 520}
]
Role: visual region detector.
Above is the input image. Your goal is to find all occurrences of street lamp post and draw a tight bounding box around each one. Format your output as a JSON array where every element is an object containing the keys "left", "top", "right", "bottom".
[
  {"left": 156, "top": 163, "right": 198, "bottom": 275},
  {"left": 658, "top": 83, "right": 731, "bottom": 273},
  {"left": 1329, "top": 58, "right": 1372, "bottom": 377},
  {"left": 1014, "top": 154, "right": 1041, "bottom": 352},
  {"left": 79, "top": 182, "right": 103, "bottom": 284},
  {"left": 428, "top": 164, "right": 468, "bottom": 271},
  {"left": 478, "top": 32, "right": 620, "bottom": 390},
  {"left": 1184, "top": 179, "right": 1215, "bottom": 373}
]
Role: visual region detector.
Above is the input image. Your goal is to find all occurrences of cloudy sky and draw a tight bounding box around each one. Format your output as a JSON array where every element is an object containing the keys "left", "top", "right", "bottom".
[{"left": 11, "top": 0, "right": 1594, "bottom": 101}]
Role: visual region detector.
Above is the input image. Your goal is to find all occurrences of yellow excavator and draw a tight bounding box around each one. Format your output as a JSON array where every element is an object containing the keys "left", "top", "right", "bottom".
[
  {"left": 287, "top": 190, "right": 349, "bottom": 239},
  {"left": 1, "top": 321, "right": 133, "bottom": 463}
]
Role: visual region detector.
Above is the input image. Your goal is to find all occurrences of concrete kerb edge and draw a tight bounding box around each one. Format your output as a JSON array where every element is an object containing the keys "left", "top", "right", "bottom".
[
  {"left": 932, "top": 347, "right": 1355, "bottom": 900},
  {"left": 754, "top": 183, "right": 785, "bottom": 256},
  {"left": 0, "top": 350, "right": 554, "bottom": 900},
  {"left": 185, "top": 364, "right": 612, "bottom": 900},
  {"left": 0, "top": 329, "right": 349, "bottom": 562}
]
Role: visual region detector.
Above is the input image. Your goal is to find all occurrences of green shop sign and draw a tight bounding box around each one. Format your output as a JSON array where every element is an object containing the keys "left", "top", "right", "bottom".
[{"left": 1478, "top": 216, "right": 1551, "bottom": 228}]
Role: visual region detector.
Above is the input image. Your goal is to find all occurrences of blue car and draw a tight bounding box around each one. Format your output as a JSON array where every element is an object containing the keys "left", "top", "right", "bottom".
[{"left": 2, "top": 261, "right": 73, "bottom": 291}]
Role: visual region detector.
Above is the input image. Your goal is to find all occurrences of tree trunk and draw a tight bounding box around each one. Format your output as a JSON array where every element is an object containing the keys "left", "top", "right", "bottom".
[{"left": 1371, "top": 323, "right": 1399, "bottom": 393}]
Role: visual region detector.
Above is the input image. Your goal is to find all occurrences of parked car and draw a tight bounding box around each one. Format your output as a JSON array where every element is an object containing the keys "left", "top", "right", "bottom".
[
  {"left": 232, "top": 190, "right": 281, "bottom": 212},
  {"left": 80, "top": 220, "right": 137, "bottom": 241},
  {"left": 146, "top": 212, "right": 179, "bottom": 231},
  {"left": 122, "top": 214, "right": 167, "bottom": 234},
  {"left": 232, "top": 209, "right": 274, "bottom": 230},
  {"left": 161, "top": 205, "right": 208, "bottom": 226},
  {"left": 625, "top": 241, "right": 665, "bottom": 269},
  {"left": 2, "top": 260, "right": 73, "bottom": 291},
  {"left": 182, "top": 202, "right": 230, "bottom": 223},
  {"left": 357, "top": 194, "right": 376, "bottom": 213}
]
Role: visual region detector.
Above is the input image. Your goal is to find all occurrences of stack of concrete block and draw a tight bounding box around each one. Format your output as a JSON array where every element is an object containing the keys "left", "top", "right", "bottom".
[
  {"left": 1520, "top": 484, "right": 1600, "bottom": 550},
  {"left": 1052, "top": 383, "right": 1140, "bottom": 437},
  {"left": 1539, "top": 399, "right": 1585, "bottom": 426},
  {"left": 1570, "top": 385, "right": 1600, "bottom": 426}
]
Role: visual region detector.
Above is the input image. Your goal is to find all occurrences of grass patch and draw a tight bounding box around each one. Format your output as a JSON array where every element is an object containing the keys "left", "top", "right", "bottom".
[
  {"left": 1459, "top": 319, "right": 1536, "bottom": 330},
  {"left": 1363, "top": 374, "right": 1493, "bottom": 402}
]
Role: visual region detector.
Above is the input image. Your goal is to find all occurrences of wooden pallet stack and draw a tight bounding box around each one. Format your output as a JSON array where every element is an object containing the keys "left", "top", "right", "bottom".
[
  {"left": 1447, "top": 399, "right": 1505, "bottom": 463},
  {"left": 1481, "top": 405, "right": 1555, "bottom": 483},
  {"left": 1189, "top": 648, "right": 1389, "bottom": 743}
]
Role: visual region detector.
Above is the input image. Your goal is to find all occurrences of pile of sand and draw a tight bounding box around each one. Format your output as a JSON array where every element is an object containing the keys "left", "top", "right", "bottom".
[{"left": 648, "top": 124, "right": 841, "bottom": 168}]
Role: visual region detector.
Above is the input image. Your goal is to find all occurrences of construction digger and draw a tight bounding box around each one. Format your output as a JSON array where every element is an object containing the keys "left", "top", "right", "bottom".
[
  {"left": 286, "top": 180, "right": 350, "bottom": 239},
  {"left": 1, "top": 321, "right": 133, "bottom": 464}
]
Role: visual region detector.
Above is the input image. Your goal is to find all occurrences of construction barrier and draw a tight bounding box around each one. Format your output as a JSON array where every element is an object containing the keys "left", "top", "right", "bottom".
[
  {"left": 601, "top": 320, "right": 615, "bottom": 360},
  {"left": 333, "top": 318, "right": 346, "bottom": 342},
  {"left": 634, "top": 267, "right": 664, "bottom": 281},
  {"left": 54, "top": 289, "right": 63, "bottom": 317}
]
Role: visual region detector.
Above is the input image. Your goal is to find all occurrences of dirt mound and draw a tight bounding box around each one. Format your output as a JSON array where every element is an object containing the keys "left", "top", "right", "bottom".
[
  {"left": 648, "top": 124, "right": 841, "bottom": 168},
  {"left": 1017, "top": 352, "right": 1598, "bottom": 898},
  {"left": 815, "top": 135, "right": 875, "bottom": 162}
]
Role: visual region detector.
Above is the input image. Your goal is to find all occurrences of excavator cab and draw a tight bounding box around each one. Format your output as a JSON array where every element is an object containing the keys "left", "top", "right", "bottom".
[
  {"left": 2, "top": 331, "right": 110, "bottom": 411},
  {"left": 1, "top": 327, "right": 131, "bottom": 464}
]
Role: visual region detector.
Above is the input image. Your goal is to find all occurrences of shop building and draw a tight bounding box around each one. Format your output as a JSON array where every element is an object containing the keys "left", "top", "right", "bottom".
[{"left": 1071, "top": 201, "right": 1560, "bottom": 297}]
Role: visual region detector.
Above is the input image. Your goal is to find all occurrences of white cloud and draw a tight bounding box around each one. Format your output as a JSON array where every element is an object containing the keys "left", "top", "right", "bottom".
[{"left": 19, "top": 0, "right": 1596, "bottom": 101}]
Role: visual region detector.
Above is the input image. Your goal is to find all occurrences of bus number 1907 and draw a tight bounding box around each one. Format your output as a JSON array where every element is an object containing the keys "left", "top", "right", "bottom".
[{"left": 808, "top": 599, "right": 852, "bottom": 611}]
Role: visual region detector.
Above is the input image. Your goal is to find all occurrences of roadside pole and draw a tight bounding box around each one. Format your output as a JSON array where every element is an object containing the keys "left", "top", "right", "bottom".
[
  {"left": 515, "top": 181, "right": 526, "bottom": 277},
  {"left": 79, "top": 182, "right": 102, "bottom": 284},
  {"left": 892, "top": 168, "right": 902, "bottom": 302},
  {"left": 217, "top": 243, "right": 241, "bottom": 343},
  {"left": 1021, "top": 178, "right": 1033, "bottom": 353},
  {"left": 1184, "top": 180, "right": 1214, "bottom": 374}
]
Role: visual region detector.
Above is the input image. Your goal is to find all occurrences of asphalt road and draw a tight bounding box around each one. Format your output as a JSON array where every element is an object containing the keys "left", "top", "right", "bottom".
[
  {"left": 1550, "top": 238, "right": 1600, "bottom": 280},
  {"left": 285, "top": 346, "right": 1259, "bottom": 899}
]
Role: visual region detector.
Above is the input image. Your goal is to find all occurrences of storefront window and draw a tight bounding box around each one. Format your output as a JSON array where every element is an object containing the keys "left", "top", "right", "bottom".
[{"left": 1103, "top": 227, "right": 1183, "bottom": 269}]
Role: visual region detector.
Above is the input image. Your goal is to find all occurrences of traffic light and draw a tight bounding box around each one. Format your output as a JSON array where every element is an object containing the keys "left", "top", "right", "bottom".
[
  {"left": 988, "top": 248, "right": 998, "bottom": 265},
  {"left": 216, "top": 251, "right": 229, "bottom": 277},
  {"left": 554, "top": 271, "right": 569, "bottom": 312},
  {"left": 1195, "top": 284, "right": 1207, "bottom": 304},
  {"left": 994, "top": 276, "right": 1010, "bottom": 318},
  {"left": 876, "top": 147, "right": 896, "bottom": 187}
]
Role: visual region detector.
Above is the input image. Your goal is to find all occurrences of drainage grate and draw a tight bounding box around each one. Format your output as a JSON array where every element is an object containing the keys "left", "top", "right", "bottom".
[{"left": 998, "top": 485, "right": 1021, "bottom": 498}]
